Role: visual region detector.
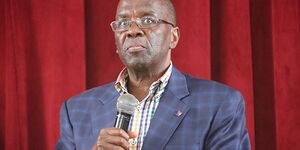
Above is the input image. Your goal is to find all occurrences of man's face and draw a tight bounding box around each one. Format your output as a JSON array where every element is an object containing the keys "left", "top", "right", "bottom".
[{"left": 114, "top": 0, "right": 175, "bottom": 69}]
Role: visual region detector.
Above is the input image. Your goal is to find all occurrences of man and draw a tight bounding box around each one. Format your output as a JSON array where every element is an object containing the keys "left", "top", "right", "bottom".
[{"left": 56, "top": 0, "right": 251, "bottom": 149}]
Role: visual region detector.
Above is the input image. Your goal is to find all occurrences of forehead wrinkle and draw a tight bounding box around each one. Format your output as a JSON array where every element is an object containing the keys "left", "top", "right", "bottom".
[
  {"left": 117, "top": 9, "right": 158, "bottom": 19},
  {"left": 116, "top": 0, "right": 166, "bottom": 19}
]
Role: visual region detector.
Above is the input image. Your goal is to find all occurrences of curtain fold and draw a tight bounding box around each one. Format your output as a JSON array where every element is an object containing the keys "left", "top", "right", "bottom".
[
  {"left": 1, "top": 0, "right": 86, "bottom": 149},
  {"left": 210, "top": 0, "right": 255, "bottom": 147},
  {"left": 250, "top": 0, "right": 277, "bottom": 149},
  {"left": 1, "top": 0, "right": 299, "bottom": 150},
  {"left": 271, "top": 0, "right": 300, "bottom": 149}
]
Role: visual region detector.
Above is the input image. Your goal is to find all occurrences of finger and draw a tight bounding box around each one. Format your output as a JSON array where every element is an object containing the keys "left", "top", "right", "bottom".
[
  {"left": 91, "top": 144, "right": 97, "bottom": 150},
  {"left": 97, "top": 142, "right": 126, "bottom": 150},
  {"left": 100, "top": 135, "right": 129, "bottom": 149},
  {"left": 128, "top": 132, "right": 137, "bottom": 138},
  {"left": 100, "top": 128, "right": 130, "bottom": 140}
]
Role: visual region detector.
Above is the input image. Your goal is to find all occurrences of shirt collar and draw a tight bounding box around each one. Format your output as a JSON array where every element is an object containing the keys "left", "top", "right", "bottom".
[{"left": 115, "top": 62, "right": 173, "bottom": 94}]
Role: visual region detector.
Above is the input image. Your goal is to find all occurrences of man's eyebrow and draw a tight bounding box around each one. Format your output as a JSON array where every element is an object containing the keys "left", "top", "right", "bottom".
[
  {"left": 116, "top": 13, "right": 129, "bottom": 19},
  {"left": 140, "top": 11, "right": 157, "bottom": 17},
  {"left": 116, "top": 10, "right": 157, "bottom": 19}
]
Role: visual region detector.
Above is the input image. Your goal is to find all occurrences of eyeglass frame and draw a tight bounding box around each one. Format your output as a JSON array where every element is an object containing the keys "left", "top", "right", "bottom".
[{"left": 110, "top": 17, "right": 176, "bottom": 32}]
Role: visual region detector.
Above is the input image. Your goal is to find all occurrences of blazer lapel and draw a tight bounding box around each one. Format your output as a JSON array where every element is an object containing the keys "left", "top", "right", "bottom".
[
  {"left": 91, "top": 85, "right": 120, "bottom": 136},
  {"left": 142, "top": 67, "right": 191, "bottom": 150}
]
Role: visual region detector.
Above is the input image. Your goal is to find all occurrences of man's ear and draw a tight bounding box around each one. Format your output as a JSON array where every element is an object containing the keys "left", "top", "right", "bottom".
[{"left": 170, "top": 27, "right": 180, "bottom": 49}]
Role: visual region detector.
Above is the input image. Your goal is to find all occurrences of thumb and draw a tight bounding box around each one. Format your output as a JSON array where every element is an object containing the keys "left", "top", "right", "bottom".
[{"left": 128, "top": 132, "right": 137, "bottom": 138}]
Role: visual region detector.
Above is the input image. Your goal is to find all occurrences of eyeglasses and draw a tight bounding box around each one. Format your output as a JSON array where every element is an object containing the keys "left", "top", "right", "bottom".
[{"left": 110, "top": 17, "right": 176, "bottom": 32}]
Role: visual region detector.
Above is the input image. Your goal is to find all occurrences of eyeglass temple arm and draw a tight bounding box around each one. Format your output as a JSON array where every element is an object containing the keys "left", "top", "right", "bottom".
[{"left": 159, "top": 19, "right": 176, "bottom": 27}]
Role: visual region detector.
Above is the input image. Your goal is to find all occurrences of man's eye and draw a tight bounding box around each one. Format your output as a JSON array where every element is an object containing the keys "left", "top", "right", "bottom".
[
  {"left": 142, "top": 18, "right": 155, "bottom": 24},
  {"left": 119, "top": 20, "right": 129, "bottom": 26}
]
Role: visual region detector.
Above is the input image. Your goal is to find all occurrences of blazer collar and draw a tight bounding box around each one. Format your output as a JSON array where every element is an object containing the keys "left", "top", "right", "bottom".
[
  {"left": 97, "top": 83, "right": 119, "bottom": 105},
  {"left": 167, "top": 66, "right": 190, "bottom": 100}
]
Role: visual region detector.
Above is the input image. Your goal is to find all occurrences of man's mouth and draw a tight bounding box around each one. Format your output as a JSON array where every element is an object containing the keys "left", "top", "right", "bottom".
[{"left": 126, "top": 45, "right": 145, "bottom": 52}]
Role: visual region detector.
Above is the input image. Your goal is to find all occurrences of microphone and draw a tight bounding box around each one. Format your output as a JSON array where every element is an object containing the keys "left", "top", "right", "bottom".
[{"left": 114, "top": 93, "right": 138, "bottom": 132}]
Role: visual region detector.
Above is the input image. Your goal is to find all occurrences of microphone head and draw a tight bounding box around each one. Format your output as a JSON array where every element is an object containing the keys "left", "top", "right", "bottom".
[{"left": 116, "top": 93, "right": 138, "bottom": 115}]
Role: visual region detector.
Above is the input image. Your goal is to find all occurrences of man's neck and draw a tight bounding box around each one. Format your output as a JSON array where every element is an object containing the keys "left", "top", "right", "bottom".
[{"left": 126, "top": 61, "right": 171, "bottom": 100}]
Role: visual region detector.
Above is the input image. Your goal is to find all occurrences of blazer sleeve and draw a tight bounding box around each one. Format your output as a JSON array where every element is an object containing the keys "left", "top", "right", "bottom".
[
  {"left": 204, "top": 90, "right": 251, "bottom": 150},
  {"left": 55, "top": 101, "right": 76, "bottom": 150}
]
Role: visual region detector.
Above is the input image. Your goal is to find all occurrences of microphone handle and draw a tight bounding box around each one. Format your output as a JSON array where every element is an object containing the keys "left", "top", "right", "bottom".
[{"left": 114, "top": 112, "right": 132, "bottom": 132}]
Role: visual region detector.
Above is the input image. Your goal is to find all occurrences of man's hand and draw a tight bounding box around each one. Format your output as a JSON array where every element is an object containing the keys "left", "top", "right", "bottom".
[{"left": 91, "top": 127, "right": 137, "bottom": 150}]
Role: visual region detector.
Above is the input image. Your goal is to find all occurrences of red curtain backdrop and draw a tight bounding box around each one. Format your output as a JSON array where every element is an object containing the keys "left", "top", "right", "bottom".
[{"left": 1, "top": 0, "right": 299, "bottom": 150}]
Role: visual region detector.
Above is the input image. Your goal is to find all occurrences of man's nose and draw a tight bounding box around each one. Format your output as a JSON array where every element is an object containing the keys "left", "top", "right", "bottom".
[{"left": 126, "top": 22, "right": 144, "bottom": 38}]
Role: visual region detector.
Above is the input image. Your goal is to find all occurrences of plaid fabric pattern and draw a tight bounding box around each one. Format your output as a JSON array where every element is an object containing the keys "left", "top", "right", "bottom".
[
  {"left": 115, "top": 64, "right": 172, "bottom": 150},
  {"left": 55, "top": 66, "right": 251, "bottom": 150}
]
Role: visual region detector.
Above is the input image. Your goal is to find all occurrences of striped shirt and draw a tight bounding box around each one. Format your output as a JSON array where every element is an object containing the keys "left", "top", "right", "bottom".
[{"left": 114, "top": 63, "right": 172, "bottom": 150}]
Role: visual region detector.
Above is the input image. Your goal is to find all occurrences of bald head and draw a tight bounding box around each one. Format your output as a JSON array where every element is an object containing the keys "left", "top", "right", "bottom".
[
  {"left": 117, "top": 0, "right": 177, "bottom": 26},
  {"left": 161, "top": 0, "right": 177, "bottom": 26}
]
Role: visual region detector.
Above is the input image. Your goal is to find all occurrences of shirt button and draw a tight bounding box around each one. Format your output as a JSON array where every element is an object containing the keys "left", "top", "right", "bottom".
[
  {"left": 129, "top": 139, "right": 137, "bottom": 145},
  {"left": 137, "top": 105, "right": 141, "bottom": 111}
]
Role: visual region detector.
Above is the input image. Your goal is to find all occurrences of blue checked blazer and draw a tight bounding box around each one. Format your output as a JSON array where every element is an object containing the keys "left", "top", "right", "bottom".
[{"left": 56, "top": 67, "right": 250, "bottom": 150}]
